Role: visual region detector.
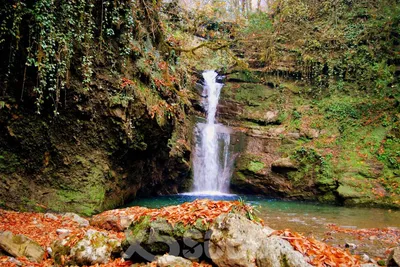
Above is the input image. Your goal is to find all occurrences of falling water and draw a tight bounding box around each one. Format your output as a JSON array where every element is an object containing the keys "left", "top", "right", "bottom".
[{"left": 192, "top": 70, "right": 233, "bottom": 194}]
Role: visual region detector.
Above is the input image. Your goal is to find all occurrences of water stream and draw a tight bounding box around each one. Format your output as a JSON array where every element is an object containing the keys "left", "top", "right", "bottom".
[{"left": 191, "top": 70, "right": 233, "bottom": 194}]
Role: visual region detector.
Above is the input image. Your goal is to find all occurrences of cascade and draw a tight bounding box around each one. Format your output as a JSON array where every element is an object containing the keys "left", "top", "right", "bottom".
[{"left": 192, "top": 70, "right": 233, "bottom": 194}]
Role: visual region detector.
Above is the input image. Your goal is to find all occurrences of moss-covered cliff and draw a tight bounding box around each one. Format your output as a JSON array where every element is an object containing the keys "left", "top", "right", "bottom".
[{"left": 0, "top": 0, "right": 194, "bottom": 215}]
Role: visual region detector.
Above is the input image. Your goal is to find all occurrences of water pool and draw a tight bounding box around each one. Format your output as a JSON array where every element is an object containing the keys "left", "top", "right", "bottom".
[{"left": 127, "top": 194, "right": 400, "bottom": 259}]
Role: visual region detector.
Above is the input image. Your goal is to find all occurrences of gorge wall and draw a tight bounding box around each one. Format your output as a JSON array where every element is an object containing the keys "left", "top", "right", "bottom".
[{"left": 0, "top": 0, "right": 193, "bottom": 215}]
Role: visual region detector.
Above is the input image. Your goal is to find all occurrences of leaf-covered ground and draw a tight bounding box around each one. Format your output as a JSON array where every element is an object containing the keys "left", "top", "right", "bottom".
[{"left": 0, "top": 200, "right": 392, "bottom": 267}]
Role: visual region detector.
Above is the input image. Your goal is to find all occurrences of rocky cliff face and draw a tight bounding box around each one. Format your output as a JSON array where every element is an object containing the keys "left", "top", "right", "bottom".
[
  {"left": 218, "top": 73, "right": 400, "bottom": 208},
  {"left": 0, "top": 0, "right": 194, "bottom": 215},
  {"left": 0, "top": 75, "right": 192, "bottom": 215}
]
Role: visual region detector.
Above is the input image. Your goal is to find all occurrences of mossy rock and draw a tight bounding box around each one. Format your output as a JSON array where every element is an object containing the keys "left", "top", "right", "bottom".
[
  {"left": 236, "top": 154, "right": 265, "bottom": 175},
  {"left": 124, "top": 216, "right": 209, "bottom": 258}
]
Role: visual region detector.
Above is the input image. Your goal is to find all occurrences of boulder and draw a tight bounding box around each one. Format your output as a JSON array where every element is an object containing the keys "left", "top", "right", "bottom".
[
  {"left": 209, "top": 214, "right": 311, "bottom": 267},
  {"left": 63, "top": 212, "right": 89, "bottom": 227},
  {"left": 209, "top": 213, "right": 273, "bottom": 267},
  {"left": 156, "top": 254, "right": 192, "bottom": 267},
  {"left": 70, "top": 230, "right": 121, "bottom": 265},
  {"left": 0, "top": 231, "right": 44, "bottom": 262},
  {"left": 52, "top": 229, "right": 121, "bottom": 265},
  {"left": 387, "top": 247, "right": 400, "bottom": 267},
  {"left": 256, "top": 236, "right": 312, "bottom": 267},
  {"left": 124, "top": 216, "right": 208, "bottom": 259},
  {"left": 90, "top": 211, "right": 138, "bottom": 231}
]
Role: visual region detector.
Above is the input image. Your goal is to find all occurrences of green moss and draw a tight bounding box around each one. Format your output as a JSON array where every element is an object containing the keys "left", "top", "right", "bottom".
[
  {"left": 0, "top": 151, "right": 21, "bottom": 173},
  {"left": 236, "top": 154, "right": 265, "bottom": 174},
  {"left": 49, "top": 185, "right": 105, "bottom": 216},
  {"left": 248, "top": 161, "right": 265, "bottom": 173}
]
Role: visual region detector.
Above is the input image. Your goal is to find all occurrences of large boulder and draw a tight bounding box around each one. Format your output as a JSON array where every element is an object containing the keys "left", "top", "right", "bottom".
[
  {"left": 208, "top": 213, "right": 273, "bottom": 267},
  {"left": 0, "top": 231, "right": 44, "bottom": 262},
  {"left": 209, "top": 214, "right": 311, "bottom": 267},
  {"left": 124, "top": 216, "right": 207, "bottom": 260},
  {"left": 52, "top": 229, "right": 121, "bottom": 265}
]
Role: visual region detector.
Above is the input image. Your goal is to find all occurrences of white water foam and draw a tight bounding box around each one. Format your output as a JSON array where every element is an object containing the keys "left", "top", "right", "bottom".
[{"left": 191, "top": 70, "right": 234, "bottom": 194}]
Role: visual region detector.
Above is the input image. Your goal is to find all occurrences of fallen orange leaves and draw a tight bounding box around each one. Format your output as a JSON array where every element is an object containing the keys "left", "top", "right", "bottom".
[
  {"left": 91, "top": 199, "right": 246, "bottom": 231},
  {"left": 327, "top": 224, "right": 400, "bottom": 247},
  {"left": 0, "top": 209, "right": 124, "bottom": 248},
  {"left": 274, "top": 230, "right": 360, "bottom": 267}
]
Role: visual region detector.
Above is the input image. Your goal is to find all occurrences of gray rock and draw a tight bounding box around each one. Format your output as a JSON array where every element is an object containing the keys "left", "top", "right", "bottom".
[
  {"left": 0, "top": 231, "right": 45, "bottom": 263},
  {"left": 387, "top": 247, "right": 400, "bottom": 267},
  {"left": 271, "top": 158, "right": 299, "bottom": 170},
  {"left": 63, "top": 212, "right": 89, "bottom": 227},
  {"left": 70, "top": 229, "right": 121, "bottom": 265},
  {"left": 44, "top": 213, "right": 58, "bottom": 220},
  {"left": 256, "top": 236, "right": 312, "bottom": 267},
  {"left": 156, "top": 254, "right": 192, "bottom": 267},
  {"left": 209, "top": 213, "right": 274, "bottom": 267}
]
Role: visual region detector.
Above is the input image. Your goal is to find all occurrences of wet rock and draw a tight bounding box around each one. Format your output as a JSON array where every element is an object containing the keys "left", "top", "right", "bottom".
[
  {"left": 156, "top": 254, "right": 192, "bottom": 267},
  {"left": 63, "top": 212, "right": 89, "bottom": 227},
  {"left": 271, "top": 158, "right": 299, "bottom": 171},
  {"left": 387, "top": 247, "right": 400, "bottom": 267},
  {"left": 256, "top": 236, "right": 312, "bottom": 267},
  {"left": 0, "top": 231, "right": 45, "bottom": 263}
]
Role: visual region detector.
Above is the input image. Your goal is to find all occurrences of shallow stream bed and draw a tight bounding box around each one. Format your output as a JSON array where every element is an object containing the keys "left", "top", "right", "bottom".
[{"left": 128, "top": 194, "right": 400, "bottom": 260}]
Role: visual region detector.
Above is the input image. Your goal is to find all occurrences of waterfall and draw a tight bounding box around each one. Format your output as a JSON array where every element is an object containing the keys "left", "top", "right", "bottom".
[{"left": 192, "top": 70, "right": 233, "bottom": 194}]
